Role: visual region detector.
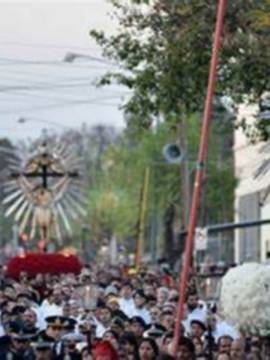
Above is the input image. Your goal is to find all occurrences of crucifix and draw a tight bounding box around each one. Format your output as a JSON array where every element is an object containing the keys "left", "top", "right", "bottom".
[
  {"left": 11, "top": 145, "right": 79, "bottom": 189},
  {"left": 2, "top": 139, "right": 85, "bottom": 247},
  {"left": 8, "top": 142, "right": 80, "bottom": 243}
]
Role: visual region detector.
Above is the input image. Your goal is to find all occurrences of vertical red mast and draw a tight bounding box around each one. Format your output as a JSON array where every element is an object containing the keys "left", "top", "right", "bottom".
[{"left": 173, "top": 0, "right": 227, "bottom": 356}]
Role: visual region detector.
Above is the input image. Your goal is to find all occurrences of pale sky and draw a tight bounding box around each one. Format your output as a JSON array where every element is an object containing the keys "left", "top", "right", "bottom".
[{"left": 0, "top": 1, "right": 128, "bottom": 141}]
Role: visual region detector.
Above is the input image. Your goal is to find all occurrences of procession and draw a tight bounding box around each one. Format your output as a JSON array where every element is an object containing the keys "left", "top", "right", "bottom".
[
  {"left": 0, "top": 259, "right": 253, "bottom": 360},
  {"left": 1, "top": 0, "right": 270, "bottom": 359}
]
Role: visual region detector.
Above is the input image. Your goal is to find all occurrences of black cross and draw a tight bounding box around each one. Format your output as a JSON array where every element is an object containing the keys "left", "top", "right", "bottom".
[{"left": 11, "top": 153, "right": 79, "bottom": 188}]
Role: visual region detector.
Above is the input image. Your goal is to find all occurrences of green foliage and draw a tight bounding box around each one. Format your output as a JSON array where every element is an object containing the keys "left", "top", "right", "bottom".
[
  {"left": 87, "top": 123, "right": 177, "bottom": 244},
  {"left": 88, "top": 188, "right": 138, "bottom": 242},
  {"left": 90, "top": 0, "right": 270, "bottom": 135},
  {"left": 87, "top": 118, "right": 235, "bottom": 247},
  {"left": 250, "top": 0, "right": 270, "bottom": 30},
  {"left": 87, "top": 0, "right": 259, "bottom": 252}
]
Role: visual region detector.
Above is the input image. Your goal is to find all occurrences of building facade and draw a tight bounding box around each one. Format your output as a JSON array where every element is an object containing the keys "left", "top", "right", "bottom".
[{"left": 234, "top": 103, "right": 270, "bottom": 263}]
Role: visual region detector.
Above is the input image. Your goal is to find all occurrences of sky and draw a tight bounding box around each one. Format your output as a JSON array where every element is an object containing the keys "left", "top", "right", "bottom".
[{"left": 0, "top": 1, "right": 128, "bottom": 141}]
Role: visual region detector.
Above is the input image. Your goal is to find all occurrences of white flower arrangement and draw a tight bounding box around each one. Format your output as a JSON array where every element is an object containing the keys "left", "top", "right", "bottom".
[{"left": 220, "top": 262, "right": 270, "bottom": 336}]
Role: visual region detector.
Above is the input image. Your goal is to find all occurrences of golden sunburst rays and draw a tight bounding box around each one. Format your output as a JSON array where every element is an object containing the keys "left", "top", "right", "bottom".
[{"left": 1, "top": 138, "right": 85, "bottom": 245}]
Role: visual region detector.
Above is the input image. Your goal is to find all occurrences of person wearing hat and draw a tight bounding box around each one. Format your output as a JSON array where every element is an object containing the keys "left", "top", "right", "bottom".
[
  {"left": 106, "top": 295, "right": 120, "bottom": 313},
  {"left": 32, "top": 338, "right": 54, "bottom": 360},
  {"left": 59, "top": 333, "right": 85, "bottom": 360},
  {"left": 143, "top": 323, "right": 166, "bottom": 340},
  {"left": 38, "top": 316, "right": 66, "bottom": 343},
  {"left": 1, "top": 329, "right": 36, "bottom": 360},
  {"left": 130, "top": 290, "right": 151, "bottom": 325},
  {"left": 0, "top": 321, "right": 22, "bottom": 357},
  {"left": 62, "top": 317, "right": 77, "bottom": 335},
  {"left": 106, "top": 296, "right": 127, "bottom": 322},
  {"left": 53, "top": 317, "right": 78, "bottom": 358}
]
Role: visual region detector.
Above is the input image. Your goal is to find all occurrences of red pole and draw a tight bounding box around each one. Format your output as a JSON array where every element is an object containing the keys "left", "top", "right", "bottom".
[{"left": 172, "top": 0, "right": 227, "bottom": 356}]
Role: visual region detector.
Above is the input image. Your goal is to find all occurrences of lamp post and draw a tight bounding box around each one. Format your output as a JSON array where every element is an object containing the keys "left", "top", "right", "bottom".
[
  {"left": 17, "top": 116, "right": 71, "bottom": 130},
  {"left": 63, "top": 51, "right": 116, "bottom": 66},
  {"left": 135, "top": 167, "right": 151, "bottom": 269}
]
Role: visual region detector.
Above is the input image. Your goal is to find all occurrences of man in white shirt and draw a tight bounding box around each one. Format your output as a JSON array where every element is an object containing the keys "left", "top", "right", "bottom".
[
  {"left": 94, "top": 305, "right": 112, "bottom": 338},
  {"left": 40, "top": 288, "right": 63, "bottom": 326},
  {"left": 206, "top": 313, "right": 239, "bottom": 343},
  {"left": 118, "top": 282, "right": 135, "bottom": 318},
  {"left": 183, "top": 293, "right": 207, "bottom": 334},
  {"left": 130, "top": 289, "right": 151, "bottom": 325}
]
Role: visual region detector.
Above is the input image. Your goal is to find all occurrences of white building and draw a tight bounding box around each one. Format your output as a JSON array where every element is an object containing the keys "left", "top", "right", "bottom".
[{"left": 234, "top": 103, "right": 270, "bottom": 263}]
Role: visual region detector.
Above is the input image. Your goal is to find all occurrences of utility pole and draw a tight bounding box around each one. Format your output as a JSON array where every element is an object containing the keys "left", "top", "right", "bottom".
[
  {"left": 173, "top": 0, "right": 227, "bottom": 356},
  {"left": 178, "top": 117, "right": 191, "bottom": 228},
  {"left": 135, "top": 167, "right": 150, "bottom": 269}
]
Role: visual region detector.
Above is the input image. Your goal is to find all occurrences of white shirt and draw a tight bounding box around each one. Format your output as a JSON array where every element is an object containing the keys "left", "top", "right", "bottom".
[
  {"left": 183, "top": 306, "right": 208, "bottom": 334},
  {"left": 212, "top": 319, "right": 240, "bottom": 342},
  {"left": 119, "top": 297, "right": 135, "bottom": 318},
  {"left": 0, "top": 324, "right": 5, "bottom": 336},
  {"left": 130, "top": 306, "right": 151, "bottom": 325},
  {"left": 94, "top": 319, "right": 110, "bottom": 339},
  {"left": 40, "top": 300, "right": 63, "bottom": 325}
]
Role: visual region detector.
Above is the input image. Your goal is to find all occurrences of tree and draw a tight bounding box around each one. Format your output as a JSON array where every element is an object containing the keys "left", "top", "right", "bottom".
[
  {"left": 85, "top": 119, "right": 235, "bottom": 261},
  {"left": 89, "top": 0, "right": 268, "bottom": 260},
  {"left": 90, "top": 0, "right": 270, "bottom": 131},
  {"left": 251, "top": 0, "right": 270, "bottom": 30}
]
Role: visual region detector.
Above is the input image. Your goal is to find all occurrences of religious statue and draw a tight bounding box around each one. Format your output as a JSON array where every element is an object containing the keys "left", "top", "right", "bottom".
[{"left": 2, "top": 139, "right": 86, "bottom": 244}]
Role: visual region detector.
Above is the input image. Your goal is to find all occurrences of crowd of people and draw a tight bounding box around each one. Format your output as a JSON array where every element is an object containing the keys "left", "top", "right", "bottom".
[{"left": 0, "top": 262, "right": 263, "bottom": 359}]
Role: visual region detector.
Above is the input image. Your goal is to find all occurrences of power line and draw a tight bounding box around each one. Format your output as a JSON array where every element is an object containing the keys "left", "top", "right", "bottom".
[
  {"left": 0, "top": 62, "right": 114, "bottom": 77},
  {"left": 0, "top": 71, "right": 108, "bottom": 93},
  {"left": 0, "top": 78, "right": 129, "bottom": 103},
  {"left": 0, "top": 94, "right": 125, "bottom": 115},
  {"left": 0, "top": 89, "right": 125, "bottom": 106},
  {"left": 0, "top": 81, "right": 94, "bottom": 92},
  {"left": 0, "top": 71, "right": 102, "bottom": 85},
  {"left": 0, "top": 55, "right": 116, "bottom": 67},
  {"left": 0, "top": 61, "right": 123, "bottom": 94},
  {"left": 0, "top": 79, "right": 129, "bottom": 93},
  {"left": 0, "top": 39, "right": 96, "bottom": 52},
  {"left": 0, "top": 89, "right": 126, "bottom": 104}
]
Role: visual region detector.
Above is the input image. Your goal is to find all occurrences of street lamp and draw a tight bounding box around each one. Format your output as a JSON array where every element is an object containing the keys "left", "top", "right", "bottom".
[
  {"left": 17, "top": 116, "right": 70, "bottom": 130},
  {"left": 63, "top": 51, "right": 115, "bottom": 65}
]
